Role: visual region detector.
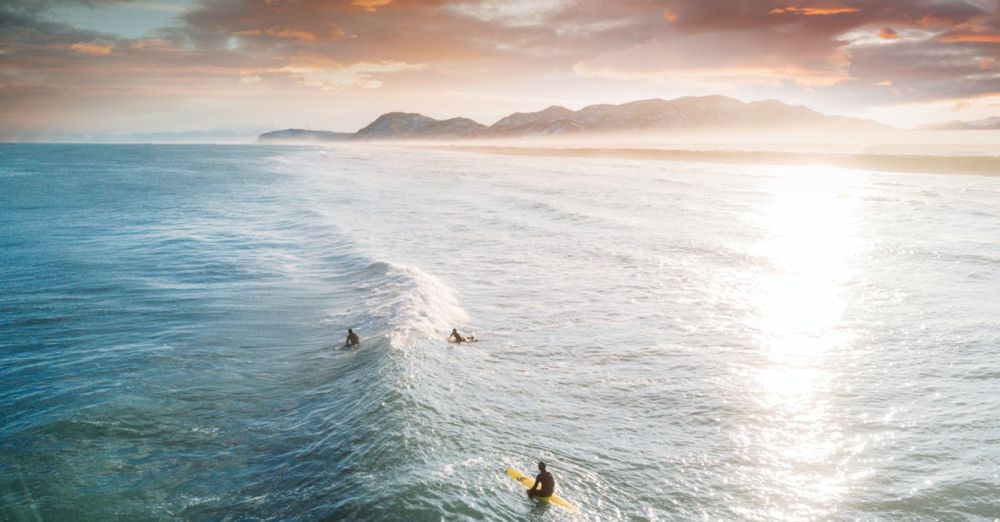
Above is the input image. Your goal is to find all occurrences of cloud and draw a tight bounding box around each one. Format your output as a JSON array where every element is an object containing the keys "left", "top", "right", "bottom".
[
  {"left": 879, "top": 27, "right": 899, "bottom": 39},
  {"left": 938, "top": 32, "right": 1000, "bottom": 43},
  {"left": 447, "top": 0, "right": 571, "bottom": 27},
  {"left": 847, "top": 33, "right": 1000, "bottom": 103},
  {"left": 276, "top": 57, "right": 425, "bottom": 90},
  {"left": 129, "top": 38, "right": 175, "bottom": 50},
  {"left": 769, "top": 6, "right": 860, "bottom": 16},
  {"left": 350, "top": 0, "right": 393, "bottom": 11},
  {"left": 233, "top": 28, "right": 321, "bottom": 42},
  {"left": 573, "top": 32, "right": 853, "bottom": 88},
  {"left": 574, "top": 0, "right": 999, "bottom": 102},
  {"left": 69, "top": 41, "right": 114, "bottom": 55}
]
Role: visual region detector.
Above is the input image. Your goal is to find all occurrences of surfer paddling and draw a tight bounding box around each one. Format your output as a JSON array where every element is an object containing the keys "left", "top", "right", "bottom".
[
  {"left": 527, "top": 461, "right": 555, "bottom": 499},
  {"left": 345, "top": 328, "right": 360, "bottom": 347},
  {"left": 449, "top": 328, "right": 476, "bottom": 343}
]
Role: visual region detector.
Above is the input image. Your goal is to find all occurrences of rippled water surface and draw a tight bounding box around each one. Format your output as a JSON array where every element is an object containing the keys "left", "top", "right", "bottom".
[{"left": 2, "top": 144, "right": 999, "bottom": 521}]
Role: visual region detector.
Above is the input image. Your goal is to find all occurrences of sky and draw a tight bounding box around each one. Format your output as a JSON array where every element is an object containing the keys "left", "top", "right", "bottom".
[{"left": 1, "top": 0, "right": 999, "bottom": 139}]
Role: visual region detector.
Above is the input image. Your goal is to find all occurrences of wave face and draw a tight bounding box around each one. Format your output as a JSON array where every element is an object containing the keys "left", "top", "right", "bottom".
[
  {"left": 2, "top": 143, "right": 1000, "bottom": 520},
  {"left": 324, "top": 260, "right": 469, "bottom": 349}
]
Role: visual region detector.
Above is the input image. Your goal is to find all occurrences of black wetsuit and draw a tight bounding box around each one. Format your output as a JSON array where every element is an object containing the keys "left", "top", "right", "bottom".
[{"left": 531, "top": 471, "right": 555, "bottom": 497}]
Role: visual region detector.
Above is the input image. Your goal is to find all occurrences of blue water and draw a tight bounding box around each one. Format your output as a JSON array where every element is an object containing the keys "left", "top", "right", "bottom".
[{"left": 2, "top": 144, "right": 999, "bottom": 520}]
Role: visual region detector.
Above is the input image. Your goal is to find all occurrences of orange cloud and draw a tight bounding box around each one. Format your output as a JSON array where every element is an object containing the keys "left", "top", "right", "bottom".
[
  {"left": 130, "top": 39, "right": 178, "bottom": 51},
  {"left": 938, "top": 33, "right": 1000, "bottom": 43},
  {"left": 234, "top": 28, "right": 319, "bottom": 42},
  {"left": 879, "top": 27, "right": 898, "bottom": 39},
  {"left": 573, "top": 60, "right": 847, "bottom": 88},
  {"left": 769, "top": 6, "right": 859, "bottom": 16},
  {"left": 69, "top": 42, "right": 113, "bottom": 55},
  {"left": 351, "top": 0, "right": 392, "bottom": 11},
  {"left": 663, "top": 10, "right": 678, "bottom": 23}
]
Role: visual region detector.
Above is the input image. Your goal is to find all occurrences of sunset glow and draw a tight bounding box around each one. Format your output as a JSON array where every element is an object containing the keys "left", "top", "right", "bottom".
[{"left": 2, "top": 0, "right": 999, "bottom": 139}]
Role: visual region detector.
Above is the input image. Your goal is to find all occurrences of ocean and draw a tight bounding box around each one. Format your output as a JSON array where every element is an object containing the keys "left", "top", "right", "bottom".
[{"left": 1, "top": 143, "right": 998, "bottom": 520}]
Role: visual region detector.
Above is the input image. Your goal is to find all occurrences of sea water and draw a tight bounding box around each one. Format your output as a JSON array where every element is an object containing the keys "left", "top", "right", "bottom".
[{"left": 1, "top": 144, "right": 998, "bottom": 520}]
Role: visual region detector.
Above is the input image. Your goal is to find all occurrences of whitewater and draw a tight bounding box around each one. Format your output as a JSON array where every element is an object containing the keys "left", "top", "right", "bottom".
[{"left": 1, "top": 143, "right": 999, "bottom": 520}]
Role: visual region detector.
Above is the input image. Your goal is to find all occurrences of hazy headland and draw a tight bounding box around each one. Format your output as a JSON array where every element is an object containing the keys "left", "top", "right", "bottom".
[{"left": 257, "top": 95, "right": 1000, "bottom": 177}]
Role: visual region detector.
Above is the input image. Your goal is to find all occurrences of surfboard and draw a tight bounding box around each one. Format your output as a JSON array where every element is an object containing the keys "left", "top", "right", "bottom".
[{"left": 505, "top": 467, "right": 577, "bottom": 513}]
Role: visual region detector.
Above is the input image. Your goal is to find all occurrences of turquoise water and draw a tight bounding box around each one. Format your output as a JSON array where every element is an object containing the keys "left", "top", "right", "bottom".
[{"left": 2, "top": 144, "right": 999, "bottom": 520}]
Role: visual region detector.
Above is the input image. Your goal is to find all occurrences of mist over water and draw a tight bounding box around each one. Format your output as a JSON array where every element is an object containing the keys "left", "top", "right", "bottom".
[{"left": 2, "top": 144, "right": 999, "bottom": 520}]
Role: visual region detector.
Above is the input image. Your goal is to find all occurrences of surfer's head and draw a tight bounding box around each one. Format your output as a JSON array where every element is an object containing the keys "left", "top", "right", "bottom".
[
  {"left": 538, "top": 461, "right": 546, "bottom": 472},
  {"left": 348, "top": 328, "right": 353, "bottom": 334}
]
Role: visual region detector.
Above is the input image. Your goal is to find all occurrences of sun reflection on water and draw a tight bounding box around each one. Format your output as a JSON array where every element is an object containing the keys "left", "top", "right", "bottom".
[{"left": 747, "top": 167, "right": 860, "bottom": 520}]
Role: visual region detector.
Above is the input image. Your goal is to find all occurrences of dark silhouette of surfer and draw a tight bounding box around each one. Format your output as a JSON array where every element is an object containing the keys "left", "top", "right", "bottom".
[
  {"left": 449, "top": 328, "right": 476, "bottom": 343},
  {"left": 345, "top": 328, "right": 360, "bottom": 347},
  {"left": 527, "top": 461, "right": 555, "bottom": 498}
]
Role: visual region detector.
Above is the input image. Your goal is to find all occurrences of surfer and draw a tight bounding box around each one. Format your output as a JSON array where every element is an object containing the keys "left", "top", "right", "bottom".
[
  {"left": 345, "top": 328, "right": 360, "bottom": 347},
  {"left": 449, "top": 328, "right": 476, "bottom": 343},
  {"left": 527, "top": 461, "right": 555, "bottom": 498}
]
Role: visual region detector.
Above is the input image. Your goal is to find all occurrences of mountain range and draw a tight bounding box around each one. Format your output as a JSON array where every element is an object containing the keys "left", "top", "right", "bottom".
[
  {"left": 257, "top": 95, "right": 893, "bottom": 142},
  {"left": 918, "top": 116, "right": 1000, "bottom": 131}
]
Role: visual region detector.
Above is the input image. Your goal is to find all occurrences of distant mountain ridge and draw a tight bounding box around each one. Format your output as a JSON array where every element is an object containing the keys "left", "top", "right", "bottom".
[
  {"left": 257, "top": 128, "right": 354, "bottom": 142},
  {"left": 355, "top": 113, "right": 488, "bottom": 139},
  {"left": 918, "top": 116, "right": 1000, "bottom": 131},
  {"left": 258, "top": 95, "right": 893, "bottom": 142}
]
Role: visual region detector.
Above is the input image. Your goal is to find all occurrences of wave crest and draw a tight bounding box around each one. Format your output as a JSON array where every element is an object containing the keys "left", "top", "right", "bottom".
[{"left": 326, "top": 260, "right": 469, "bottom": 348}]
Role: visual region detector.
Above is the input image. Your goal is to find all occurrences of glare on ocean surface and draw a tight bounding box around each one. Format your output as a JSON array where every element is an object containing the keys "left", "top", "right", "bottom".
[{"left": 750, "top": 167, "right": 861, "bottom": 518}]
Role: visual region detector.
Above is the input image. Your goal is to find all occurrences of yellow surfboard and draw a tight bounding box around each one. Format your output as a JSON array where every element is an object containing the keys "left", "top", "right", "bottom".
[{"left": 505, "top": 467, "right": 577, "bottom": 513}]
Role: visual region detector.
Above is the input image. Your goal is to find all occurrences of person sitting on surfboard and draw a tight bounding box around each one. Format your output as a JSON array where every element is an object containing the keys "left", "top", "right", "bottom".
[
  {"left": 527, "top": 461, "right": 555, "bottom": 498},
  {"left": 345, "top": 328, "right": 360, "bottom": 347},
  {"left": 449, "top": 328, "right": 476, "bottom": 343}
]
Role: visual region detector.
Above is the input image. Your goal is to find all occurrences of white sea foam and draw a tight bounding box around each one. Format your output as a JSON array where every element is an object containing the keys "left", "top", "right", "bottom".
[{"left": 324, "top": 260, "right": 469, "bottom": 348}]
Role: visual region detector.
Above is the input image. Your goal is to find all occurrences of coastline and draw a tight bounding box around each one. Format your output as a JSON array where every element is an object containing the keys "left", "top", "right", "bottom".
[{"left": 428, "top": 145, "right": 1000, "bottom": 177}]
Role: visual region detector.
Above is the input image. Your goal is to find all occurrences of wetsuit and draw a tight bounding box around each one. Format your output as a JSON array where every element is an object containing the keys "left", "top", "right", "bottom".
[{"left": 530, "top": 471, "right": 555, "bottom": 497}]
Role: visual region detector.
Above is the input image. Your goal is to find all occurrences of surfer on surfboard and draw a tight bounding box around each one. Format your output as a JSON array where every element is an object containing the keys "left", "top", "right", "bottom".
[
  {"left": 345, "top": 328, "right": 360, "bottom": 347},
  {"left": 449, "top": 328, "right": 476, "bottom": 343},
  {"left": 527, "top": 461, "right": 555, "bottom": 498}
]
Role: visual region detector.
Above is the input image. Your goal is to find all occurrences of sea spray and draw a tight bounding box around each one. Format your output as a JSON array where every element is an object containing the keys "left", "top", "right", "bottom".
[{"left": 323, "top": 260, "right": 470, "bottom": 349}]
